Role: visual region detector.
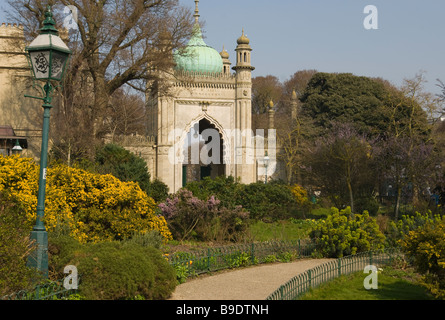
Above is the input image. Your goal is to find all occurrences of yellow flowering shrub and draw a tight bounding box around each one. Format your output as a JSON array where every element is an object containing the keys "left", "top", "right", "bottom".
[
  {"left": 290, "top": 184, "right": 312, "bottom": 216},
  {"left": 0, "top": 155, "right": 172, "bottom": 243},
  {"left": 400, "top": 219, "right": 445, "bottom": 299},
  {"left": 290, "top": 184, "right": 310, "bottom": 207}
]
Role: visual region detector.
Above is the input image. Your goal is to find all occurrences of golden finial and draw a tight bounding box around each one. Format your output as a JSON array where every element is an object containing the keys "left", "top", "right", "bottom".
[{"left": 194, "top": 0, "right": 200, "bottom": 24}]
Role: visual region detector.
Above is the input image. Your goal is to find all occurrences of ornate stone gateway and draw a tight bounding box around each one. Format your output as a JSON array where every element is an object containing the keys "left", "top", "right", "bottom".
[{"left": 143, "top": 0, "right": 263, "bottom": 193}]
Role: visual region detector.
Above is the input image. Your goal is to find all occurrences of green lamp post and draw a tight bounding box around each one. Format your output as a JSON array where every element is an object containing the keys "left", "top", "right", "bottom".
[
  {"left": 12, "top": 139, "right": 23, "bottom": 155},
  {"left": 25, "top": 6, "right": 71, "bottom": 278}
]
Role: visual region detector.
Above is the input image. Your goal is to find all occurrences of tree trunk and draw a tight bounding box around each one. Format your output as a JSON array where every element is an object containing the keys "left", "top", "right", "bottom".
[
  {"left": 67, "top": 141, "right": 71, "bottom": 167},
  {"left": 287, "top": 165, "right": 293, "bottom": 185},
  {"left": 93, "top": 75, "right": 110, "bottom": 139},
  {"left": 347, "top": 178, "right": 354, "bottom": 214},
  {"left": 412, "top": 176, "right": 420, "bottom": 207},
  {"left": 346, "top": 162, "right": 354, "bottom": 213},
  {"left": 394, "top": 185, "right": 402, "bottom": 221}
]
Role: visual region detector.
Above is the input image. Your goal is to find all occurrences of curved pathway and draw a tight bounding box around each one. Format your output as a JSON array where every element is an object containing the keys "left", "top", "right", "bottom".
[{"left": 169, "top": 258, "right": 333, "bottom": 300}]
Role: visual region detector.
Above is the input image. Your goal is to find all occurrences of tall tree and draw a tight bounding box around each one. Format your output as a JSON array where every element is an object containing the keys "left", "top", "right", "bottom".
[
  {"left": 374, "top": 135, "right": 435, "bottom": 220},
  {"left": 276, "top": 70, "right": 317, "bottom": 184},
  {"left": 384, "top": 73, "right": 435, "bottom": 211},
  {"left": 305, "top": 122, "right": 375, "bottom": 213},
  {"left": 275, "top": 97, "right": 316, "bottom": 185},
  {"left": 106, "top": 88, "right": 147, "bottom": 139},
  {"left": 251, "top": 75, "right": 283, "bottom": 114},
  {"left": 435, "top": 79, "right": 445, "bottom": 120},
  {"left": 9, "top": 0, "right": 195, "bottom": 145},
  {"left": 299, "top": 72, "right": 393, "bottom": 137},
  {"left": 281, "top": 69, "right": 317, "bottom": 114}
]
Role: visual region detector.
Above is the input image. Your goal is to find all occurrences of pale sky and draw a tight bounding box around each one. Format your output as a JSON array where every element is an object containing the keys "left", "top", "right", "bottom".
[
  {"left": 179, "top": 0, "right": 445, "bottom": 96},
  {"left": 1, "top": 0, "right": 444, "bottom": 95}
]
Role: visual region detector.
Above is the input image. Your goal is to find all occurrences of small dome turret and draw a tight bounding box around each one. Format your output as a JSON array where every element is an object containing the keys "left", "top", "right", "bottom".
[
  {"left": 237, "top": 29, "right": 250, "bottom": 45},
  {"left": 220, "top": 46, "right": 229, "bottom": 59}
]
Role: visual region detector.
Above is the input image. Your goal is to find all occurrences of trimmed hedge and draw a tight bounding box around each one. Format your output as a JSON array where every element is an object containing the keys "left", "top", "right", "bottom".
[{"left": 49, "top": 236, "right": 176, "bottom": 300}]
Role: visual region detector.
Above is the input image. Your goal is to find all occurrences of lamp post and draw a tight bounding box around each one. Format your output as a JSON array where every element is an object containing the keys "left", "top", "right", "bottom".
[
  {"left": 11, "top": 139, "right": 23, "bottom": 155},
  {"left": 264, "top": 151, "right": 270, "bottom": 184},
  {"left": 24, "top": 6, "right": 71, "bottom": 278}
]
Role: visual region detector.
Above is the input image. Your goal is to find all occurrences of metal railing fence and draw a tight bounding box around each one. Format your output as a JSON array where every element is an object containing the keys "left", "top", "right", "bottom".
[
  {"left": 2, "top": 277, "right": 80, "bottom": 300},
  {"left": 168, "top": 239, "right": 316, "bottom": 276},
  {"left": 266, "top": 248, "right": 402, "bottom": 300}
]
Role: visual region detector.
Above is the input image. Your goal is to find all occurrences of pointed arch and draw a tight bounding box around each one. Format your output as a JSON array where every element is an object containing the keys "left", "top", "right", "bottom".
[{"left": 179, "top": 113, "right": 232, "bottom": 166}]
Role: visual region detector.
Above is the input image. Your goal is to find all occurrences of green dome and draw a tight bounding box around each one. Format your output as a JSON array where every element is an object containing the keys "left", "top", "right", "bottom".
[{"left": 174, "top": 25, "right": 223, "bottom": 74}]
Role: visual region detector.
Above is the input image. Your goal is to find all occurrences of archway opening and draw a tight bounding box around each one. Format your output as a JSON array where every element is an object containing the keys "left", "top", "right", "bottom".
[{"left": 182, "top": 118, "right": 225, "bottom": 186}]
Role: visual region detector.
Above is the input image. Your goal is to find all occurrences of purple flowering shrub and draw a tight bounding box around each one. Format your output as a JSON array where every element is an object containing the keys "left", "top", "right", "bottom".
[{"left": 158, "top": 189, "right": 249, "bottom": 242}]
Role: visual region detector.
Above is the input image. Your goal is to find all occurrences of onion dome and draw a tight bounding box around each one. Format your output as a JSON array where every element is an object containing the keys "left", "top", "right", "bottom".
[
  {"left": 237, "top": 29, "right": 250, "bottom": 45},
  {"left": 174, "top": 24, "right": 223, "bottom": 74},
  {"left": 220, "top": 46, "right": 229, "bottom": 59}
]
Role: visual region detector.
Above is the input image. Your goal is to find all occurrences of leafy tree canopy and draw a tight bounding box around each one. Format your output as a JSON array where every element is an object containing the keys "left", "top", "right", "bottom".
[{"left": 299, "top": 72, "right": 429, "bottom": 138}]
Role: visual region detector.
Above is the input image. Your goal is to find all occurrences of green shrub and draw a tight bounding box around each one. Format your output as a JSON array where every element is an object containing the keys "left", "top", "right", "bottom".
[
  {"left": 309, "top": 207, "right": 331, "bottom": 219},
  {"left": 309, "top": 207, "right": 386, "bottom": 258},
  {"left": 94, "top": 144, "right": 151, "bottom": 192},
  {"left": 401, "top": 219, "right": 445, "bottom": 299},
  {"left": 277, "top": 251, "right": 297, "bottom": 263},
  {"left": 147, "top": 179, "right": 169, "bottom": 203},
  {"left": 48, "top": 235, "right": 82, "bottom": 277},
  {"left": 354, "top": 197, "right": 380, "bottom": 216},
  {"left": 50, "top": 239, "right": 176, "bottom": 300},
  {"left": 224, "top": 251, "right": 251, "bottom": 268},
  {"left": 0, "top": 191, "right": 38, "bottom": 296},
  {"left": 239, "top": 182, "right": 298, "bottom": 221},
  {"left": 174, "top": 263, "right": 193, "bottom": 284},
  {"left": 185, "top": 177, "right": 299, "bottom": 221},
  {"left": 264, "top": 255, "right": 278, "bottom": 263},
  {"left": 387, "top": 211, "right": 444, "bottom": 247},
  {"left": 185, "top": 176, "right": 241, "bottom": 209},
  {"left": 122, "top": 230, "right": 164, "bottom": 250}
]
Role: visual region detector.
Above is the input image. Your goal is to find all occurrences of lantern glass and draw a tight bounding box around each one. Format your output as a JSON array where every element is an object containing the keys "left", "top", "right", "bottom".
[
  {"left": 29, "top": 50, "right": 51, "bottom": 80},
  {"left": 28, "top": 49, "right": 69, "bottom": 82},
  {"left": 50, "top": 51, "right": 69, "bottom": 81}
]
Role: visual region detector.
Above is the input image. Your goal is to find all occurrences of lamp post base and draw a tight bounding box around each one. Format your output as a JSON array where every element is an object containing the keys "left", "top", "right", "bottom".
[{"left": 28, "top": 230, "right": 49, "bottom": 279}]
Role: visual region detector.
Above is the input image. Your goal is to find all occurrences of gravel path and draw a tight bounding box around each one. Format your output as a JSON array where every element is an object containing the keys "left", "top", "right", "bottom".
[{"left": 169, "top": 258, "right": 334, "bottom": 300}]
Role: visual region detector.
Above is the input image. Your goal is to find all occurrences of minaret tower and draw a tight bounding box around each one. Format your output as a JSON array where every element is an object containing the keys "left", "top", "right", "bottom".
[
  {"left": 233, "top": 29, "right": 255, "bottom": 183},
  {"left": 194, "top": 0, "right": 200, "bottom": 24},
  {"left": 233, "top": 29, "right": 254, "bottom": 72}
]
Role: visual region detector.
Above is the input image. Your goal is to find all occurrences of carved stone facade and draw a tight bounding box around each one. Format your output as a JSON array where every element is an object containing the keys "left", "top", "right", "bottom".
[
  {"left": 132, "top": 1, "right": 285, "bottom": 193},
  {"left": 0, "top": 23, "right": 41, "bottom": 158}
]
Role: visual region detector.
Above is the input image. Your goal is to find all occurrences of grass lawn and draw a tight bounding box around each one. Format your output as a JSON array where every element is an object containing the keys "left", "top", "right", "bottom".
[
  {"left": 300, "top": 267, "right": 435, "bottom": 300},
  {"left": 247, "top": 219, "right": 315, "bottom": 242}
]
